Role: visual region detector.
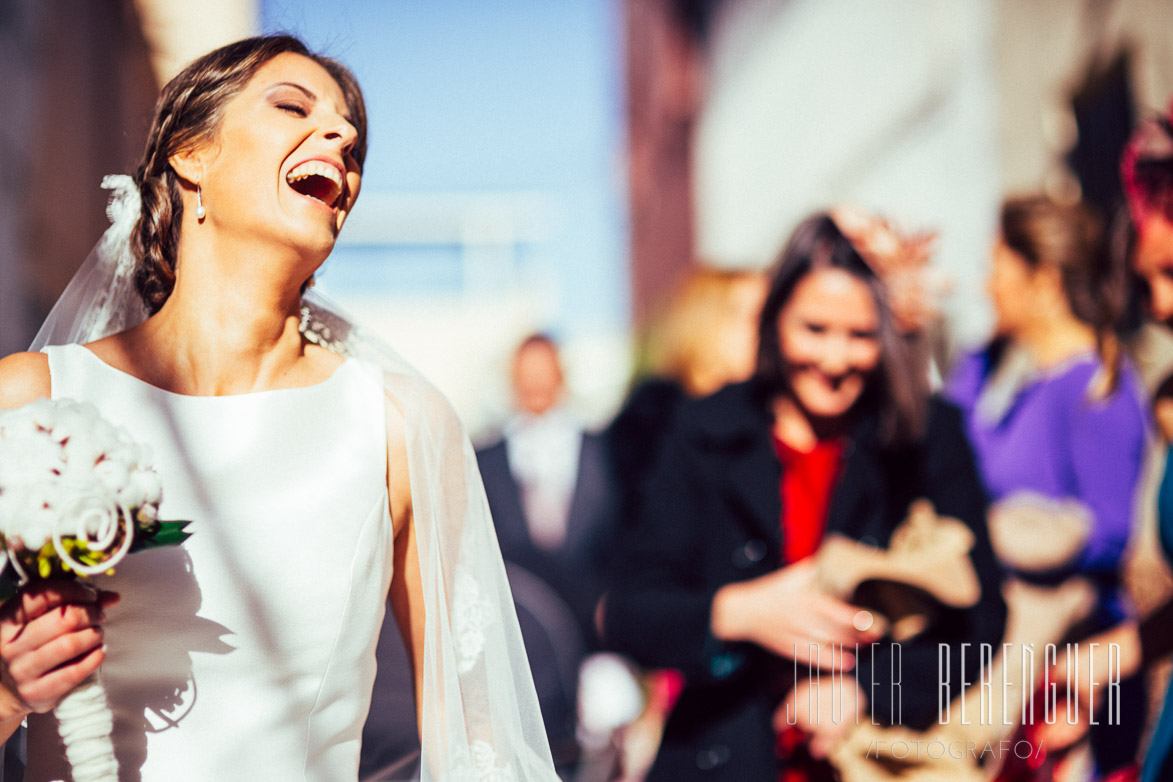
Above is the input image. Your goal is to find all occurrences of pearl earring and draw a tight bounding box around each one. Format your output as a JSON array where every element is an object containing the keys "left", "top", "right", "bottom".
[{"left": 195, "top": 184, "right": 206, "bottom": 220}]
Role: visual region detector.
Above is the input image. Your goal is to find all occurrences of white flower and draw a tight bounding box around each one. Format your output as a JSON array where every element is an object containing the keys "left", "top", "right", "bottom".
[
  {"left": 24, "top": 398, "right": 61, "bottom": 433},
  {"left": 6, "top": 494, "right": 58, "bottom": 551},
  {"left": 42, "top": 399, "right": 98, "bottom": 445},
  {"left": 0, "top": 440, "right": 60, "bottom": 484},
  {"left": 126, "top": 469, "right": 162, "bottom": 510},
  {"left": 92, "top": 459, "right": 130, "bottom": 496},
  {"left": 62, "top": 432, "right": 106, "bottom": 474},
  {"left": 0, "top": 398, "right": 163, "bottom": 569},
  {"left": 0, "top": 410, "right": 39, "bottom": 442},
  {"left": 134, "top": 442, "right": 154, "bottom": 470}
]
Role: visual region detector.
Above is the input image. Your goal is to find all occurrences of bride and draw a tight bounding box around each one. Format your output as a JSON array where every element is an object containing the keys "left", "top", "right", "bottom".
[{"left": 0, "top": 35, "right": 557, "bottom": 781}]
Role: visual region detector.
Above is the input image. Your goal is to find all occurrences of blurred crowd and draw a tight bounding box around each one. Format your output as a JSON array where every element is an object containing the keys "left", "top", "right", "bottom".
[{"left": 366, "top": 100, "right": 1173, "bottom": 782}]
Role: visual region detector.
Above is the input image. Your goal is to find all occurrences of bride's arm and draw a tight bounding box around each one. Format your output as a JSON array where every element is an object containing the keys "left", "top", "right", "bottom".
[
  {"left": 384, "top": 395, "right": 425, "bottom": 734},
  {"left": 0, "top": 352, "right": 113, "bottom": 743}
]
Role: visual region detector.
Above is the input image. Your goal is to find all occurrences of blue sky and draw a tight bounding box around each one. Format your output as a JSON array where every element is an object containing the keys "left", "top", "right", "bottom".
[{"left": 261, "top": 0, "right": 630, "bottom": 335}]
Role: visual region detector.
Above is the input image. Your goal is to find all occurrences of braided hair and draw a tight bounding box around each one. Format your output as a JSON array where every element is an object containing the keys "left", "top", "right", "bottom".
[{"left": 131, "top": 35, "right": 367, "bottom": 313}]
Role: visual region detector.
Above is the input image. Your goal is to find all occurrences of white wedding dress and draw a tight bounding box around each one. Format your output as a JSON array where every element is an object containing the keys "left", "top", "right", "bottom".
[{"left": 26, "top": 343, "right": 395, "bottom": 782}]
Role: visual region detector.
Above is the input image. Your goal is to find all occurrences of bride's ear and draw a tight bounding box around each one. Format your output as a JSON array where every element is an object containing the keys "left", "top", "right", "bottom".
[{"left": 168, "top": 147, "right": 205, "bottom": 188}]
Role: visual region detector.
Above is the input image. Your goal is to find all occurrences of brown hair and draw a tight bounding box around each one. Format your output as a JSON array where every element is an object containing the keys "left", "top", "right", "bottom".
[
  {"left": 131, "top": 35, "right": 368, "bottom": 313},
  {"left": 755, "top": 213, "right": 927, "bottom": 447},
  {"left": 999, "top": 196, "right": 1125, "bottom": 391}
]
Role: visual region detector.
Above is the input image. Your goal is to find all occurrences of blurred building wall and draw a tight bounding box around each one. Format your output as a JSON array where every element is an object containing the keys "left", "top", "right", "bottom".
[
  {"left": 692, "top": 0, "right": 1003, "bottom": 350},
  {"left": 0, "top": 2, "right": 39, "bottom": 356},
  {"left": 639, "top": 0, "right": 1173, "bottom": 355},
  {"left": 624, "top": 0, "right": 705, "bottom": 328},
  {"left": 994, "top": 0, "right": 1173, "bottom": 202},
  {"left": 133, "top": 0, "right": 258, "bottom": 83},
  {"left": 0, "top": 0, "right": 256, "bottom": 359},
  {"left": 0, "top": 0, "right": 158, "bottom": 356}
]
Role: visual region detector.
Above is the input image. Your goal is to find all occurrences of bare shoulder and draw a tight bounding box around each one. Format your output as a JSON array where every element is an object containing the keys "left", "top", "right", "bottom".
[{"left": 0, "top": 352, "right": 50, "bottom": 410}]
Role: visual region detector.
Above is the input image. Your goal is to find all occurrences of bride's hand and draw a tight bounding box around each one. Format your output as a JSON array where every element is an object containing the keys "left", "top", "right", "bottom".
[
  {"left": 711, "top": 560, "right": 877, "bottom": 669},
  {"left": 0, "top": 580, "right": 119, "bottom": 715}
]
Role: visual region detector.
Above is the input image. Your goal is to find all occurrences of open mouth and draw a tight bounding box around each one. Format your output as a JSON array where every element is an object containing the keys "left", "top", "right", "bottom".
[{"left": 286, "top": 161, "right": 343, "bottom": 209}]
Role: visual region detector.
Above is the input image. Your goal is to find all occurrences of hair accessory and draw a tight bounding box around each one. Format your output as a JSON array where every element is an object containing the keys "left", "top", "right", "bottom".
[
  {"left": 1122, "top": 105, "right": 1173, "bottom": 225},
  {"left": 195, "top": 184, "right": 206, "bottom": 221},
  {"left": 830, "top": 206, "right": 945, "bottom": 335}
]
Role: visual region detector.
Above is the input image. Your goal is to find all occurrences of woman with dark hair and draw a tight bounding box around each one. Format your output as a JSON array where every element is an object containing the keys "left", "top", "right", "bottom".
[
  {"left": 944, "top": 195, "right": 1150, "bottom": 778},
  {"left": 604, "top": 212, "right": 1005, "bottom": 781},
  {"left": 1124, "top": 107, "right": 1173, "bottom": 782},
  {"left": 0, "top": 35, "right": 557, "bottom": 780}
]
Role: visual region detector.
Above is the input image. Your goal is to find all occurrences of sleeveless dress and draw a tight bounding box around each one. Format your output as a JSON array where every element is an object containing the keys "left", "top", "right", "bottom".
[{"left": 26, "top": 343, "right": 395, "bottom": 782}]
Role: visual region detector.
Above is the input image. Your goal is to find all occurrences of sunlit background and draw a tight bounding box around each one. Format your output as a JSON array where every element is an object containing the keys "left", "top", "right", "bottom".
[{"left": 3, "top": 0, "right": 1173, "bottom": 438}]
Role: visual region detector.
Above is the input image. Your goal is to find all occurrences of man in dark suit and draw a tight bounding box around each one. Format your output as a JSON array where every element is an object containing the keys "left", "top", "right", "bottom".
[{"left": 476, "top": 334, "right": 619, "bottom": 771}]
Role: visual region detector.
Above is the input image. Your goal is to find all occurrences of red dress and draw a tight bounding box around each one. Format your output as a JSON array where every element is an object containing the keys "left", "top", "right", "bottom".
[
  {"left": 773, "top": 436, "right": 844, "bottom": 565},
  {"left": 772, "top": 435, "right": 844, "bottom": 782}
]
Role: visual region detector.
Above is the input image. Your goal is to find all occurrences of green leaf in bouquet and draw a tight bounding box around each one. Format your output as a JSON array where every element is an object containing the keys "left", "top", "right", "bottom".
[{"left": 130, "top": 520, "right": 192, "bottom": 552}]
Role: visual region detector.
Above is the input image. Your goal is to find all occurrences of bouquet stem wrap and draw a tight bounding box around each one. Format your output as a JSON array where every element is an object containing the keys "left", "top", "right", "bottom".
[{"left": 54, "top": 671, "right": 118, "bottom": 781}]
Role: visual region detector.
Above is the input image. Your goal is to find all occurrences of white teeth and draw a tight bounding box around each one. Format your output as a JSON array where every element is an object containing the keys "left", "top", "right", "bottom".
[
  {"left": 287, "top": 161, "right": 342, "bottom": 186},
  {"left": 285, "top": 161, "right": 343, "bottom": 204}
]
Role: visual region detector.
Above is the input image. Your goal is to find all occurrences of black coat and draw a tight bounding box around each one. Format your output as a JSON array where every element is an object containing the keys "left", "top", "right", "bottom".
[
  {"left": 476, "top": 432, "right": 618, "bottom": 647},
  {"left": 605, "top": 380, "right": 1006, "bottom": 781}
]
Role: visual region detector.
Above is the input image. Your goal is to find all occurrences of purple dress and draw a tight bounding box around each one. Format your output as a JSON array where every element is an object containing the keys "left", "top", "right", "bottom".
[{"left": 945, "top": 346, "right": 1149, "bottom": 621}]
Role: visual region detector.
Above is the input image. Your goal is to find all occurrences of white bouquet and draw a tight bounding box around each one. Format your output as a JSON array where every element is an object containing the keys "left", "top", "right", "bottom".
[{"left": 0, "top": 398, "right": 189, "bottom": 782}]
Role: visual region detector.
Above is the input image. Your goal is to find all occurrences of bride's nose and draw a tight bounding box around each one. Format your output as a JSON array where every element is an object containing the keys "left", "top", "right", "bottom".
[{"left": 323, "top": 116, "right": 358, "bottom": 155}]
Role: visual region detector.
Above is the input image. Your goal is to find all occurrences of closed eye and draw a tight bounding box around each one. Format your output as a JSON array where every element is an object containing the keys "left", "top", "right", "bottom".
[
  {"left": 851, "top": 330, "right": 878, "bottom": 340},
  {"left": 277, "top": 102, "right": 308, "bottom": 117}
]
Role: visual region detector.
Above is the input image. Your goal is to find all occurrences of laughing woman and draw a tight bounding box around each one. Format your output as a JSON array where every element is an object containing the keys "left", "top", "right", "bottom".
[
  {"left": 603, "top": 213, "right": 1006, "bottom": 781},
  {"left": 0, "top": 36, "right": 557, "bottom": 781}
]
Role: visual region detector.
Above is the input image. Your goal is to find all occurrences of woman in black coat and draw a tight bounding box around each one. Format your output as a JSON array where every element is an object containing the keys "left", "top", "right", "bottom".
[{"left": 604, "top": 213, "right": 1006, "bottom": 781}]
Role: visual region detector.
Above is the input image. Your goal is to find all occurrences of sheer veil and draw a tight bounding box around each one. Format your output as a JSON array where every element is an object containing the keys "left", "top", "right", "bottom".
[{"left": 29, "top": 176, "right": 558, "bottom": 781}]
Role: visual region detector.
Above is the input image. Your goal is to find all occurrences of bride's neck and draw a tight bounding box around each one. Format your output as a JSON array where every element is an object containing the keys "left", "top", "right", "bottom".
[{"left": 133, "top": 239, "right": 320, "bottom": 395}]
